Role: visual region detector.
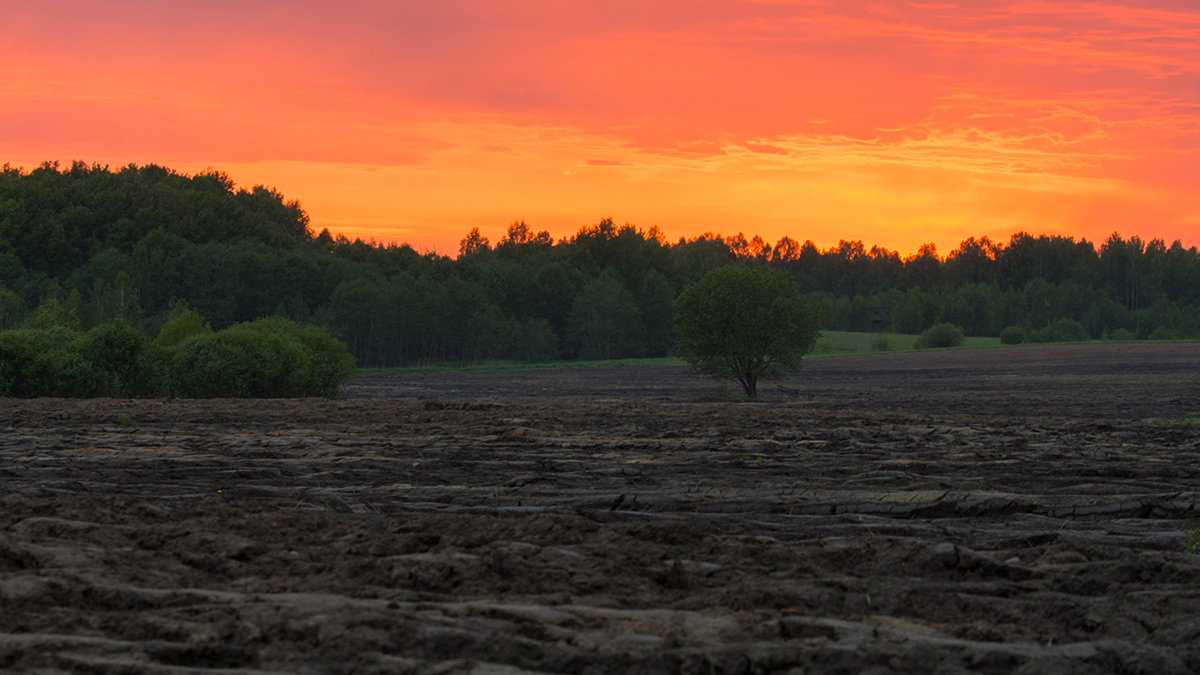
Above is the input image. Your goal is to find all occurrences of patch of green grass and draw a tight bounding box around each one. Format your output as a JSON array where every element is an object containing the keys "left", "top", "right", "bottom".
[
  {"left": 1187, "top": 529, "right": 1200, "bottom": 555},
  {"left": 358, "top": 356, "right": 684, "bottom": 375},
  {"left": 365, "top": 329, "right": 1186, "bottom": 374},
  {"left": 870, "top": 333, "right": 892, "bottom": 352},
  {"left": 358, "top": 331, "right": 1016, "bottom": 374},
  {"left": 806, "top": 331, "right": 1001, "bottom": 358},
  {"left": 1155, "top": 417, "right": 1200, "bottom": 426}
]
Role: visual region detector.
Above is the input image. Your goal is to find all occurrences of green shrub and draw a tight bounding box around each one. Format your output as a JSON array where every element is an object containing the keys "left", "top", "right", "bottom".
[
  {"left": 75, "top": 320, "right": 150, "bottom": 397},
  {"left": 1108, "top": 328, "right": 1135, "bottom": 341},
  {"left": 1148, "top": 326, "right": 1177, "bottom": 341},
  {"left": 299, "top": 325, "right": 356, "bottom": 396},
  {"left": 0, "top": 327, "right": 103, "bottom": 397},
  {"left": 12, "top": 328, "right": 100, "bottom": 397},
  {"left": 870, "top": 334, "right": 891, "bottom": 352},
  {"left": 19, "top": 325, "right": 79, "bottom": 353},
  {"left": 0, "top": 316, "right": 354, "bottom": 399},
  {"left": 914, "top": 323, "right": 965, "bottom": 349},
  {"left": 1000, "top": 326, "right": 1027, "bottom": 345},
  {"left": 1029, "top": 318, "right": 1087, "bottom": 343},
  {"left": 0, "top": 331, "right": 37, "bottom": 396},
  {"left": 242, "top": 317, "right": 355, "bottom": 397},
  {"left": 153, "top": 302, "right": 211, "bottom": 349},
  {"left": 171, "top": 326, "right": 309, "bottom": 398},
  {"left": 170, "top": 318, "right": 353, "bottom": 398},
  {"left": 33, "top": 348, "right": 103, "bottom": 397}
]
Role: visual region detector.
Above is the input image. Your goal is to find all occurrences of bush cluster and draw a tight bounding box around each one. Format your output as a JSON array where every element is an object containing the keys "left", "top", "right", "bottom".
[
  {"left": 1148, "top": 326, "right": 1178, "bottom": 340},
  {"left": 999, "top": 326, "right": 1027, "bottom": 344},
  {"left": 170, "top": 318, "right": 354, "bottom": 398},
  {"left": 1028, "top": 318, "right": 1088, "bottom": 343},
  {"left": 1107, "top": 328, "right": 1135, "bottom": 341},
  {"left": 0, "top": 314, "right": 354, "bottom": 398},
  {"left": 913, "top": 323, "right": 965, "bottom": 349}
]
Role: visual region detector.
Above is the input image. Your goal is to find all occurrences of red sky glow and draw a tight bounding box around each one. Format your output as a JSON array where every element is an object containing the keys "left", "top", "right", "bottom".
[{"left": 2, "top": 0, "right": 1198, "bottom": 256}]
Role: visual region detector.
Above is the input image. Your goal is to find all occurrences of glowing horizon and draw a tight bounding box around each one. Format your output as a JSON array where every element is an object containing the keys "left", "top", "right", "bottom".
[{"left": 3, "top": 1, "right": 1198, "bottom": 257}]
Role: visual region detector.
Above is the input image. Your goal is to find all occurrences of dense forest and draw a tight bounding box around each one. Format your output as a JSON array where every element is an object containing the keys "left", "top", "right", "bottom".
[{"left": 2, "top": 161, "right": 1198, "bottom": 367}]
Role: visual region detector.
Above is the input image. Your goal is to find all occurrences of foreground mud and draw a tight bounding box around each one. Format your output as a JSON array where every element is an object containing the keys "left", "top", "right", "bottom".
[{"left": 2, "top": 344, "right": 1200, "bottom": 673}]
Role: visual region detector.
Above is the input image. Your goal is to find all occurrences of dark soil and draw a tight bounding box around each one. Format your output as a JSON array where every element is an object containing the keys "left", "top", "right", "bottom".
[
  {"left": 350, "top": 342, "right": 1200, "bottom": 419},
  {"left": 1, "top": 343, "right": 1199, "bottom": 674}
]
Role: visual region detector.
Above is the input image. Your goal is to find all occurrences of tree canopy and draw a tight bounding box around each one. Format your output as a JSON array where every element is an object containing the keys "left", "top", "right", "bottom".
[
  {"left": 2, "top": 160, "right": 1199, "bottom": 369},
  {"left": 674, "top": 264, "right": 821, "bottom": 398}
]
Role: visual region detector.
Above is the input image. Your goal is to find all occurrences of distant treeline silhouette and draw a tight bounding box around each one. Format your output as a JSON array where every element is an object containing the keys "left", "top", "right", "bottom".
[{"left": 2, "top": 161, "right": 1197, "bottom": 367}]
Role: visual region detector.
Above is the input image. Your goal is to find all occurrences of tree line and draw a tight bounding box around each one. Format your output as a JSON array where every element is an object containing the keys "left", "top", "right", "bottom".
[{"left": 2, "top": 161, "right": 1197, "bottom": 368}]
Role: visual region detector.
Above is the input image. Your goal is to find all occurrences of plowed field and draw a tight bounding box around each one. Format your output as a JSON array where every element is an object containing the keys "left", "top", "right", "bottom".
[{"left": 2, "top": 343, "right": 1199, "bottom": 674}]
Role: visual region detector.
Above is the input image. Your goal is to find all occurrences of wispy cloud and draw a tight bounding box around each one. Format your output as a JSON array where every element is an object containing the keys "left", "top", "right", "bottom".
[{"left": 0, "top": 0, "right": 1197, "bottom": 253}]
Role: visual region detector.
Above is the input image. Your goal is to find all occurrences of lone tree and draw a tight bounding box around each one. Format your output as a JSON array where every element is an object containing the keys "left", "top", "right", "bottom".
[{"left": 674, "top": 264, "right": 821, "bottom": 398}]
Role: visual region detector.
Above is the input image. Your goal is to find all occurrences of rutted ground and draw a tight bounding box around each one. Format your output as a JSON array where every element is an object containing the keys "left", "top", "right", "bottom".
[
  {"left": 1, "top": 343, "right": 1199, "bottom": 673},
  {"left": 348, "top": 343, "right": 1200, "bottom": 419}
]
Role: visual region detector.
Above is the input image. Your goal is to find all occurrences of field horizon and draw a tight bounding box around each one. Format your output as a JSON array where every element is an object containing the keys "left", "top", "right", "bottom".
[{"left": 354, "top": 329, "right": 1200, "bottom": 375}]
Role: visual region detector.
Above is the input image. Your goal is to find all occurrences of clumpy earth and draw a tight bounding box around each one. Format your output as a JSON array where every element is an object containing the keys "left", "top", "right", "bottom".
[{"left": 1, "top": 343, "right": 1199, "bottom": 674}]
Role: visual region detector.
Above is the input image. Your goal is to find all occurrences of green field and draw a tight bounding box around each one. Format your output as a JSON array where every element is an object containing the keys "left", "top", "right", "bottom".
[
  {"left": 807, "top": 330, "right": 1002, "bottom": 357},
  {"left": 358, "top": 330, "right": 1009, "bottom": 373},
  {"left": 355, "top": 333, "right": 1196, "bottom": 374},
  {"left": 356, "top": 356, "right": 686, "bottom": 374}
]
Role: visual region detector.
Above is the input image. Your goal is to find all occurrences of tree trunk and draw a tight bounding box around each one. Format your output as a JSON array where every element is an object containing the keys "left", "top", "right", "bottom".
[{"left": 742, "top": 375, "right": 757, "bottom": 399}]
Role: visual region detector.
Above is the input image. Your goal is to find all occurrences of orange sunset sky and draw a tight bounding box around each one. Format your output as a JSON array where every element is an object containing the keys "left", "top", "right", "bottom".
[{"left": 2, "top": 0, "right": 1198, "bottom": 256}]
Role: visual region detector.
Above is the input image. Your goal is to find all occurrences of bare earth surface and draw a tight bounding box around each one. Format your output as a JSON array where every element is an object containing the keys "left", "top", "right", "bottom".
[{"left": 2, "top": 343, "right": 1199, "bottom": 674}]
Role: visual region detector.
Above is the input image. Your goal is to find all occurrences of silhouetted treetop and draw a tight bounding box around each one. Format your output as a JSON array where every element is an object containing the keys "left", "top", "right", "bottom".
[{"left": 0, "top": 161, "right": 311, "bottom": 278}]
